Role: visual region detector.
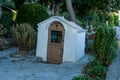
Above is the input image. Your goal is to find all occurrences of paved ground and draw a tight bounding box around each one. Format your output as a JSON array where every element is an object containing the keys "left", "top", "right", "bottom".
[
  {"left": 1, "top": 40, "right": 119, "bottom": 80},
  {"left": 106, "top": 40, "right": 120, "bottom": 80},
  {"left": 0, "top": 48, "right": 90, "bottom": 80}
]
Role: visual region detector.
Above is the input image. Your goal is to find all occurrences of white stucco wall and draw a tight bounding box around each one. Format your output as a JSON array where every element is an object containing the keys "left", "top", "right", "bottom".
[
  {"left": 36, "top": 17, "right": 85, "bottom": 62},
  {"left": 76, "top": 32, "right": 86, "bottom": 61},
  {"left": 36, "top": 23, "right": 48, "bottom": 61},
  {"left": 62, "top": 24, "right": 77, "bottom": 62}
]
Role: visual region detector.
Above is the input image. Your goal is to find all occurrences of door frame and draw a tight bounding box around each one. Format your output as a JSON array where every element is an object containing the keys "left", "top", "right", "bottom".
[{"left": 47, "top": 21, "right": 65, "bottom": 64}]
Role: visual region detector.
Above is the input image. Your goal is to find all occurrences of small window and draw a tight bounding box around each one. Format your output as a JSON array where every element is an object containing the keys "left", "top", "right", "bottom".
[{"left": 51, "top": 31, "right": 62, "bottom": 44}]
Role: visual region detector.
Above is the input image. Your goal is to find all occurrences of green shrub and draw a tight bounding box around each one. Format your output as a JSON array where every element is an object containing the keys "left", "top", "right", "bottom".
[
  {"left": 72, "top": 76, "right": 92, "bottom": 80},
  {"left": 83, "top": 60, "right": 107, "bottom": 79},
  {"left": 0, "top": 38, "right": 11, "bottom": 50},
  {"left": 0, "top": 11, "right": 14, "bottom": 37},
  {"left": 72, "top": 60, "right": 107, "bottom": 80},
  {"left": 109, "top": 14, "right": 115, "bottom": 27},
  {"left": 12, "top": 23, "right": 37, "bottom": 51},
  {"left": 94, "top": 25, "right": 118, "bottom": 66},
  {"left": 113, "top": 14, "right": 119, "bottom": 26},
  {"left": 91, "top": 12, "right": 100, "bottom": 28},
  {"left": 0, "top": 11, "right": 13, "bottom": 31},
  {"left": 108, "top": 13, "right": 119, "bottom": 27},
  {"left": 0, "top": 24, "right": 7, "bottom": 36},
  {"left": 72, "top": 25, "right": 117, "bottom": 80},
  {"left": 85, "top": 60, "right": 102, "bottom": 68},
  {"left": 16, "top": 4, "right": 49, "bottom": 30},
  {"left": 72, "top": 76, "right": 103, "bottom": 80},
  {"left": 85, "top": 65, "right": 107, "bottom": 79}
]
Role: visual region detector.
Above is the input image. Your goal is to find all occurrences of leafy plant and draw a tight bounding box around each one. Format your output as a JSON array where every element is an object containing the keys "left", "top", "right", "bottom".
[
  {"left": 0, "top": 38, "right": 11, "bottom": 50},
  {"left": 0, "top": 24, "right": 7, "bottom": 36},
  {"left": 85, "top": 65, "right": 107, "bottom": 79},
  {"left": 0, "top": 11, "right": 14, "bottom": 37},
  {"left": 72, "top": 75, "right": 103, "bottom": 80},
  {"left": 108, "top": 13, "right": 115, "bottom": 27},
  {"left": 113, "top": 13, "right": 119, "bottom": 26},
  {"left": 0, "top": 11, "right": 13, "bottom": 30},
  {"left": 85, "top": 60, "right": 102, "bottom": 68},
  {"left": 94, "top": 25, "right": 118, "bottom": 66},
  {"left": 82, "top": 60, "right": 108, "bottom": 80},
  {"left": 16, "top": 4, "right": 49, "bottom": 30},
  {"left": 72, "top": 76, "right": 93, "bottom": 80},
  {"left": 12, "top": 23, "right": 37, "bottom": 51},
  {"left": 108, "top": 13, "right": 119, "bottom": 27}
]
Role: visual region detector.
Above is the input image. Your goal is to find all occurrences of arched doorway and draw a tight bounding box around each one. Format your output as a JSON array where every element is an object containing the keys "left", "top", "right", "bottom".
[{"left": 47, "top": 21, "right": 65, "bottom": 64}]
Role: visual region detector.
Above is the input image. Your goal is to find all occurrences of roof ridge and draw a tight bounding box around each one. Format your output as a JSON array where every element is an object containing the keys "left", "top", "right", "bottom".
[
  {"left": 37, "top": 16, "right": 85, "bottom": 32},
  {"left": 54, "top": 16, "right": 77, "bottom": 30}
]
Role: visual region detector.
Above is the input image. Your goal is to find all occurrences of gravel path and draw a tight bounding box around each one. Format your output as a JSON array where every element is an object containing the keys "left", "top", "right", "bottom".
[
  {"left": 0, "top": 47, "right": 19, "bottom": 58},
  {"left": 0, "top": 48, "right": 90, "bottom": 80}
]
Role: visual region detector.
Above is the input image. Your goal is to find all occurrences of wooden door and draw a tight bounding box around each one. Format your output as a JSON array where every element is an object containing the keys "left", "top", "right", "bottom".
[{"left": 47, "top": 21, "right": 65, "bottom": 64}]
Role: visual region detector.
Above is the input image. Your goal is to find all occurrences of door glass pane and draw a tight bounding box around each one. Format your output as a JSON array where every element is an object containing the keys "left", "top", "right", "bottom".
[{"left": 51, "top": 31, "right": 62, "bottom": 44}]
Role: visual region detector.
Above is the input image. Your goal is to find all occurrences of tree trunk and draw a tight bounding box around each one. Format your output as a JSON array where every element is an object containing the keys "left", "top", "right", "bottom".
[
  {"left": 55, "top": 3, "right": 60, "bottom": 16},
  {"left": 0, "top": 6, "right": 2, "bottom": 19},
  {"left": 65, "top": 0, "right": 76, "bottom": 23}
]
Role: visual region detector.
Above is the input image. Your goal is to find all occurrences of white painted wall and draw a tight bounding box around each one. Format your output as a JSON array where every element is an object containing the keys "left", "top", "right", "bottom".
[
  {"left": 62, "top": 24, "right": 76, "bottom": 62},
  {"left": 76, "top": 32, "right": 86, "bottom": 61},
  {"left": 36, "top": 23, "right": 48, "bottom": 61},
  {"left": 36, "top": 16, "right": 85, "bottom": 62}
]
